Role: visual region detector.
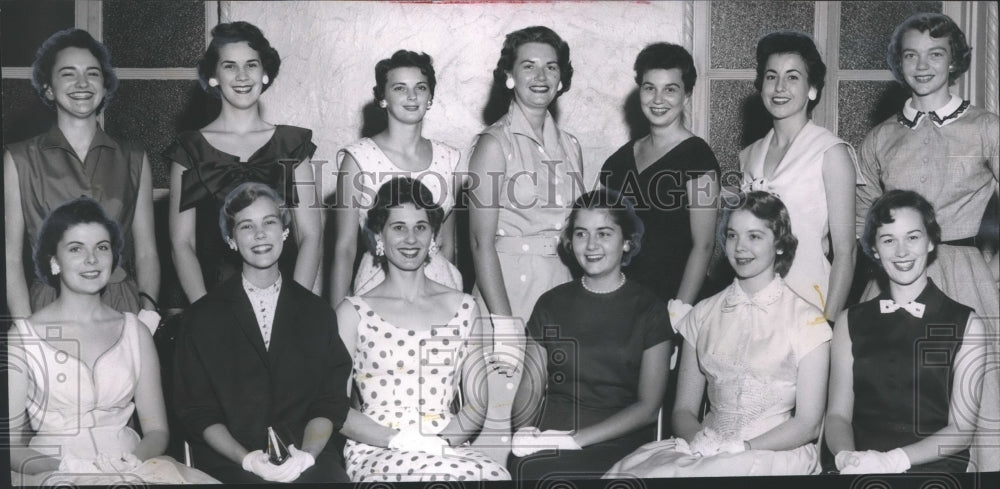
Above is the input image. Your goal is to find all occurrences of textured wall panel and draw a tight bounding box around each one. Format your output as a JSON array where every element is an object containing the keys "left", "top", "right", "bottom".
[
  {"left": 1, "top": 79, "right": 55, "bottom": 144},
  {"left": 710, "top": 1, "right": 815, "bottom": 70},
  {"left": 225, "top": 0, "right": 686, "bottom": 196},
  {"left": 103, "top": 80, "right": 218, "bottom": 188},
  {"left": 0, "top": 0, "right": 74, "bottom": 67},
  {"left": 837, "top": 80, "right": 909, "bottom": 153},
  {"left": 839, "top": 1, "right": 941, "bottom": 71},
  {"left": 708, "top": 79, "right": 767, "bottom": 181},
  {"left": 103, "top": 0, "right": 205, "bottom": 68}
]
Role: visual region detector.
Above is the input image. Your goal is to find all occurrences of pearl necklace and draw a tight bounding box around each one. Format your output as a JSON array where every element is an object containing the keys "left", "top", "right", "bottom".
[{"left": 581, "top": 272, "right": 626, "bottom": 294}]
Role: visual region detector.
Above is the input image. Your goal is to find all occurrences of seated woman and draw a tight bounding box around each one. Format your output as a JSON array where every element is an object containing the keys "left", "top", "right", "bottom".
[
  {"left": 606, "top": 191, "right": 830, "bottom": 478},
  {"left": 508, "top": 188, "right": 672, "bottom": 480},
  {"left": 7, "top": 197, "right": 216, "bottom": 485},
  {"left": 825, "top": 190, "right": 985, "bottom": 473},
  {"left": 336, "top": 177, "right": 510, "bottom": 482},
  {"left": 173, "top": 182, "right": 352, "bottom": 483}
]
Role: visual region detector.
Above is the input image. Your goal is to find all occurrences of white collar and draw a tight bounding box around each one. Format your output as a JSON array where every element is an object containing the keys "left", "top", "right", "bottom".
[{"left": 900, "top": 94, "right": 968, "bottom": 128}]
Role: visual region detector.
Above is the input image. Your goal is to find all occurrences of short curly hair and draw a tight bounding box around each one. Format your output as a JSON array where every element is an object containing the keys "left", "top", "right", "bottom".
[
  {"left": 31, "top": 28, "right": 119, "bottom": 114},
  {"left": 887, "top": 13, "right": 972, "bottom": 88},
  {"left": 633, "top": 42, "right": 697, "bottom": 94},
  {"left": 493, "top": 26, "right": 573, "bottom": 98},
  {"left": 364, "top": 177, "right": 445, "bottom": 263},
  {"left": 718, "top": 191, "right": 798, "bottom": 278},
  {"left": 34, "top": 197, "right": 124, "bottom": 289},
  {"left": 861, "top": 189, "right": 941, "bottom": 266},
  {"left": 373, "top": 50, "right": 437, "bottom": 102},
  {"left": 560, "top": 188, "right": 645, "bottom": 267},
  {"left": 198, "top": 21, "right": 281, "bottom": 98},
  {"left": 754, "top": 30, "right": 826, "bottom": 113},
  {"left": 219, "top": 182, "right": 292, "bottom": 244}
]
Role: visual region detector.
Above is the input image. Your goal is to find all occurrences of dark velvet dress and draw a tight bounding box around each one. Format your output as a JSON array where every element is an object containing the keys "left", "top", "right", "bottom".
[
  {"left": 508, "top": 280, "right": 673, "bottom": 480},
  {"left": 600, "top": 137, "right": 720, "bottom": 303},
  {"left": 165, "top": 126, "right": 316, "bottom": 296},
  {"left": 848, "top": 280, "right": 972, "bottom": 473}
]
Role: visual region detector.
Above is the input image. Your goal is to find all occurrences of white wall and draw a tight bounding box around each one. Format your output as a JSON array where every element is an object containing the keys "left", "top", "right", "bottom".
[{"left": 225, "top": 0, "right": 685, "bottom": 191}]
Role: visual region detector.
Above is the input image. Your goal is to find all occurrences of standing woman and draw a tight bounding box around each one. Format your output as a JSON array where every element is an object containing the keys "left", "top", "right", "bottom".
[
  {"left": 329, "top": 50, "right": 463, "bottom": 308},
  {"left": 826, "top": 190, "right": 985, "bottom": 474},
  {"left": 740, "top": 31, "right": 857, "bottom": 321},
  {"left": 167, "top": 21, "right": 322, "bottom": 302},
  {"left": 601, "top": 42, "right": 720, "bottom": 319},
  {"left": 854, "top": 14, "right": 998, "bottom": 470},
  {"left": 468, "top": 25, "right": 584, "bottom": 323},
  {"left": 5, "top": 28, "right": 159, "bottom": 318}
]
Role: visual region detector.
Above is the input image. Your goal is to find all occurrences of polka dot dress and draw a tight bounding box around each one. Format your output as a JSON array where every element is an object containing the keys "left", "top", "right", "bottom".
[{"left": 343, "top": 295, "right": 510, "bottom": 482}]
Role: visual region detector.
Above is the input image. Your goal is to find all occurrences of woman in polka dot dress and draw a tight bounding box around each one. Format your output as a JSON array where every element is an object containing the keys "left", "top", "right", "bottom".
[{"left": 336, "top": 178, "right": 510, "bottom": 482}]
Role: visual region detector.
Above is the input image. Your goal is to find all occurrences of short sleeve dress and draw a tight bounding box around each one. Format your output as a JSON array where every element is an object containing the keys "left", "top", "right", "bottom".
[
  {"left": 508, "top": 279, "right": 672, "bottom": 479},
  {"left": 607, "top": 277, "right": 830, "bottom": 477},
  {"left": 471, "top": 102, "right": 584, "bottom": 321},
  {"left": 165, "top": 125, "right": 316, "bottom": 295},
  {"left": 342, "top": 294, "right": 510, "bottom": 482},
  {"left": 335, "top": 137, "right": 464, "bottom": 294},
  {"left": 854, "top": 96, "right": 999, "bottom": 470},
  {"left": 7, "top": 125, "right": 144, "bottom": 313},
  {"left": 9, "top": 314, "right": 217, "bottom": 485},
  {"left": 601, "top": 137, "right": 720, "bottom": 302},
  {"left": 848, "top": 280, "right": 972, "bottom": 473}
]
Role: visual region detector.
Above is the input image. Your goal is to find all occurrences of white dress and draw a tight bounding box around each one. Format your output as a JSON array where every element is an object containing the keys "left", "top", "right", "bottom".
[
  {"left": 9, "top": 314, "right": 217, "bottom": 485},
  {"left": 337, "top": 138, "right": 464, "bottom": 294},
  {"left": 607, "top": 277, "right": 831, "bottom": 477}
]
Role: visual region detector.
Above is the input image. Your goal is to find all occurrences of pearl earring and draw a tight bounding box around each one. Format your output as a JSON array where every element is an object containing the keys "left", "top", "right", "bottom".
[
  {"left": 282, "top": 229, "right": 290, "bottom": 241},
  {"left": 808, "top": 88, "right": 817, "bottom": 101},
  {"left": 429, "top": 242, "right": 439, "bottom": 255},
  {"left": 375, "top": 240, "right": 385, "bottom": 256},
  {"left": 50, "top": 259, "right": 61, "bottom": 275},
  {"left": 378, "top": 100, "right": 388, "bottom": 109},
  {"left": 505, "top": 77, "right": 515, "bottom": 90},
  {"left": 262, "top": 74, "right": 269, "bottom": 85},
  {"left": 426, "top": 99, "right": 433, "bottom": 109},
  {"left": 208, "top": 78, "right": 219, "bottom": 88}
]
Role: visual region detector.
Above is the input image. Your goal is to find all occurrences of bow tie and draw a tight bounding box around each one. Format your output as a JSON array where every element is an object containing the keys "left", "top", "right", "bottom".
[{"left": 879, "top": 299, "right": 925, "bottom": 318}]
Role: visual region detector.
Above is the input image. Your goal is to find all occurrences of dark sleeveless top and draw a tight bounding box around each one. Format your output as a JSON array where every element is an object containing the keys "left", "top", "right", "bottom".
[
  {"left": 164, "top": 125, "right": 316, "bottom": 297},
  {"left": 848, "top": 279, "right": 972, "bottom": 472}
]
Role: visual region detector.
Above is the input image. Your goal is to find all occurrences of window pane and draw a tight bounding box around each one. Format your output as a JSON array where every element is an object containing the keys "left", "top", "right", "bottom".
[
  {"left": 0, "top": 0, "right": 75, "bottom": 67},
  {"left": 708, "top": 79, "right": 768, "bottom": 179},
  {"left": 839, "top": 1, "right": 941, "bottom": 71},
  {"left": 837, "top": 80, "right": 909, "bottom": 153},
  {"left": 103, "top": 0, "right": 205, "bottom": 68},
  {"left": 103, "top": 80, "right": 218, "bottom": 189},
  {"left": 710, "top": 1, "right": 815, "bottom": 70},
  {"left": 1, "top": 79, "right": 55, "bottom": 144}
]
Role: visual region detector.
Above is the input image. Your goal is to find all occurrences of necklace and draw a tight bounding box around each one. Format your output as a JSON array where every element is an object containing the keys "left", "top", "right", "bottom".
[{"left": 581, "top": 272, "right": 626, "bottom": 294}]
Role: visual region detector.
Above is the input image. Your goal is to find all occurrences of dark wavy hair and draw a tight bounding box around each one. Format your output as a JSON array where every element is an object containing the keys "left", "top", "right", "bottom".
[
  {"left": 560, "top": 188, "right": 645, "bottom": 267},
  {"left": 219, "top": 182, "right": 292, "bottom": 243},
  {"left": 493, "top": 26, "right": 574, "bottom": 98},
  {"left": 364, "top": 177, "right": 445, "bottom": 263},
  {"left": 373, "top": 50, "right": 437, "bottom": 102},
  {"left": 34, "top": 197, "right": 124, "bottom": 289},
  {"left": 198, "top": 21, "right": 281, "bottom": 98},
  {"left": 633, "top": 42, "right": 697, "bottom": 94},
  {"left": 718, "top": 191, "right": 798, "bottom": 277},
  {"left": 31, "top": 28, "right": 119, "bottom": 114},
  {"left": 887, "top": 13, "right": 972, "bottom": 88},
  {"left": 754, "top": 30, "right": 826, "bottom": 113},
  {"left": 861, "top": 189, "right": 941, "bottom": 266}
]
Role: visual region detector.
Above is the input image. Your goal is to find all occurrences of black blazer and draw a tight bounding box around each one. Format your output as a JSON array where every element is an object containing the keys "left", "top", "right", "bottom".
[{"left": 173, "top": 274, "right": 351, "bottom": 468}]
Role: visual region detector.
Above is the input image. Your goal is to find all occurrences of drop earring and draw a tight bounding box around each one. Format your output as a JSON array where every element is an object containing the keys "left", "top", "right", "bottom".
[
  {"left": 429, "top": 242, "right": 439, "bottom": 255},
  {"left": 262, "top": 74, "right": 269, "bottom": 85},
  {"left": 228, "top": 239, "right": 238, "bottom": 252},
  {"left": 378, "top": 100, "right": 388, "bottom": 109},
  {"left": 208, "top": 78, "right": 219, "bottom": 88},
  {"left": 505, "top": 77, "right": 515, "bottom": 90},
  {"left": 375, "top": 239, "right": 385, "bottom": 256},
  {"left": 281, "top": 229, "right": 290, "bottom": 241},
  {"left": 557, "top": 81, "right": 563, "bottom": 92},
  {"left": 50, "top": 259, "right": 61, "bottom": 275}
]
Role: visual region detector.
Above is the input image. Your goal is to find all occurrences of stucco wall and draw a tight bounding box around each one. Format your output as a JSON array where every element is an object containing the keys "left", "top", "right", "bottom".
[{"left": 224, "top": 0, "right": 686, "bottom": 194}]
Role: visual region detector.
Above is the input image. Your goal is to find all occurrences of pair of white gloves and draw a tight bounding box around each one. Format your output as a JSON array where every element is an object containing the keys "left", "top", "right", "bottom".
[
  {"left": 511, "top": 427, "right": 582, "bottom": 457},
  {"left": 835, "top": 448, "right": 911, "bottom": 474},
  {"left": 388, "top": 425, "right": 457, "bottom": 456},
  {"left": 678, "top": 427, "right": 746, "bottom": 457},
  {"left": 58, "top": 452, "right": 142, "bottom": 474},
  {"left": 241, "top": 445, "right": 314, "bottom": 483}
]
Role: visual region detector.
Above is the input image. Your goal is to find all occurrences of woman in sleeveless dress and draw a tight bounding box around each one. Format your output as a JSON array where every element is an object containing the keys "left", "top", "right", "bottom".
[
  {"left": 739, "top": 31, "right": 857, "bottom": 321},
  {"left": 854, "top": 14, "right": 999, "bottom": 470},
  {"left": 330, "top": 50, "right": 463, "bottom": 308},
  {"left": 167, "top": 21, "right": 321, "bottom": 303},
  {"left": 4, "top": 28, "right": 159, "bottom": 319},
  {"left": 7, "top": 197, "right": 216, "bottom": 485},
  {"left": 827, "top": 190, "right": 986, "bottom": 474},
  {"left": 606, "top": 192, "right": 830, "bottom": 477},
  {"left": 336, "top": 178, "right": 509, "bottom": 482}
]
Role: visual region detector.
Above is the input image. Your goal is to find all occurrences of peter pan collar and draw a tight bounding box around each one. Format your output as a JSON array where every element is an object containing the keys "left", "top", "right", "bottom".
[{"left": 899, "top": 94, "right": 969, "bottom": 129}]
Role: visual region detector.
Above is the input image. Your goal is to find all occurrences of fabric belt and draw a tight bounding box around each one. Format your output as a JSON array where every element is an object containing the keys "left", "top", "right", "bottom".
[{"left": 494, "top": 235, "right": 562, "bottom": 257}]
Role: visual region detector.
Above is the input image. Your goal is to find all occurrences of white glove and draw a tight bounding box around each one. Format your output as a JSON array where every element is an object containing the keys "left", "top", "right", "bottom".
[
  {"left": 837, "top": 448, "right": 911, "bottom": 474},
  {"left": 137, "top": 309, "right": 161, "bottom": 335},
  {"left": 672, "top": 437, "right": 693, "bottom": 455},
  {"left": 279, "top": 445, "right": 315, "bottom": 481},
  {"left": 58, "top": 456, "right": 102, "bottom": 473},
  {"left": 511, "top": 427, "right": 581, "bottom": 457},
  {"left": 95, "top": 451, "right": 142, "bottom": 473},
  {"left": 388, "top": 425, "right": 454, "bottom": 456},
  {"left": 667, "top": 299, "right": 693, "bottom": 325},
  {"left": 688, "top": 427, "right": 745, "bottom": 457},
  {"left": 241, "top": 449, "right": 301, "bottom": 483}
]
